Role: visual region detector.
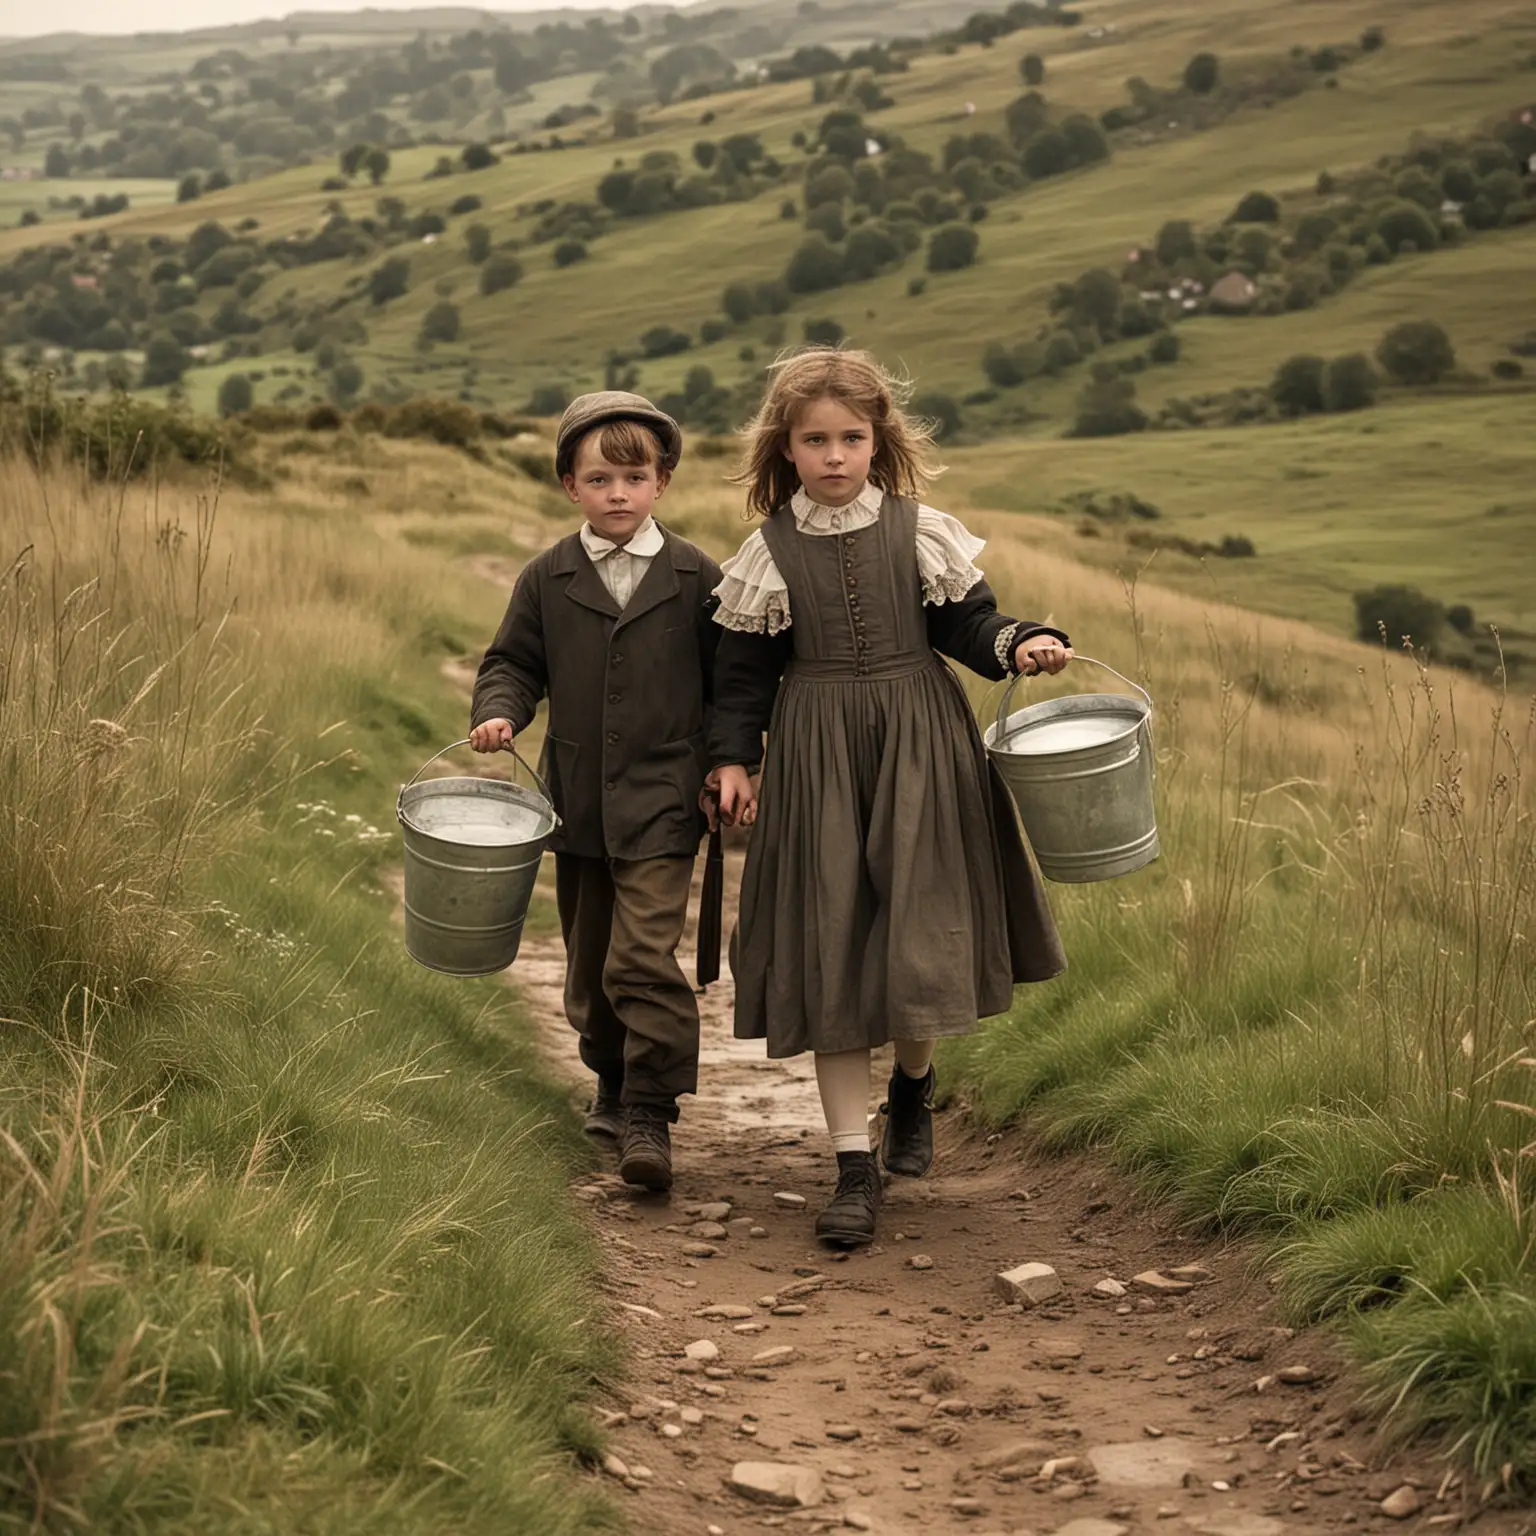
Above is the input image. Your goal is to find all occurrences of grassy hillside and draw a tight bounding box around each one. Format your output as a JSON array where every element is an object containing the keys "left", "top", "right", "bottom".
[{"left": 0, "top": 443, "right": 621, "bottom": 1531}]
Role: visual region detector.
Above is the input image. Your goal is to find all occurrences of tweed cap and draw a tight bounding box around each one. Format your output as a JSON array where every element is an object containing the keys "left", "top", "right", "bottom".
[{"left": 554, "top": 390, "right": 684, "bottom": 479}]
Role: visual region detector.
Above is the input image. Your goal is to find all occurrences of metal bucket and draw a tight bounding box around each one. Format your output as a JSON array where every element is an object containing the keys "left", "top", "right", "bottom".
[
  {"left": 396, "top": 740, "right": 559, "bottom": 976},
  {"left": 984, "top": 656, "right": 1159, "bottom": 884}
]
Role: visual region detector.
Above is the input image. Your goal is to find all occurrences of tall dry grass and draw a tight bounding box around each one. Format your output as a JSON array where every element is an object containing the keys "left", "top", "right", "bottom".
[{"left": 0, "top": 454, "right": 618, "bottom": 1532}]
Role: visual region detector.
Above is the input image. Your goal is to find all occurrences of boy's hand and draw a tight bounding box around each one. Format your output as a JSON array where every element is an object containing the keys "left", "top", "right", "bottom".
[
  {"left": 712, "top": 764, "right": 758, "bottom": 828},
  {"left": 1016, "top": 635, "right": 1073, "bottom": 677},
  {"left": 469, "top": 718, "right": 515, "bottom": 753}
]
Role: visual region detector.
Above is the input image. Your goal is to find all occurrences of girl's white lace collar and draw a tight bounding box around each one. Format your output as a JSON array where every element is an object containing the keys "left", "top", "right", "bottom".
[{"left": 790, "top": 481, "right": 884, "bottom": 534}]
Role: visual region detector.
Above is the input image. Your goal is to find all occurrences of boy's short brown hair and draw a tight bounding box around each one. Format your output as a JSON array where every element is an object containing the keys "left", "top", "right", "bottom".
[{"left": 570, "top": 419, "right": 666, "bottom": 472}]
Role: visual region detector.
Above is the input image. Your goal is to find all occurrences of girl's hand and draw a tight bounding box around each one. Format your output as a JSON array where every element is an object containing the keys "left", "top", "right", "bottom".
[
  {"left": 1016, "top": 635, "right": 1073, "bottom": 677},
  {"left": 469, "top": 718, "right": 514, "bottom": 752},
  {"left": 713, "top": 764, "right": 758, "bottom": 828}
]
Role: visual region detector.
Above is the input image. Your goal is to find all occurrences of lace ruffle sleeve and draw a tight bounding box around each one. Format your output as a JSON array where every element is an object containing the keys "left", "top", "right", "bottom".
[
  {"left": 712, "top": 528, "right": 792, "bottom": 635},
  {"left": 914, "top": 505, "right": 987, "bottom": 605}
]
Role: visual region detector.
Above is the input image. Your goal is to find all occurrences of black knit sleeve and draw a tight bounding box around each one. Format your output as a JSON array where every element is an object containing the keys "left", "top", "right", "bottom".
[
  {"left": 708, "top": 626, "right": 793, "bottom": 771},
  {"left": 926, "top": 580, "right": 1072, "bottom": 681}
]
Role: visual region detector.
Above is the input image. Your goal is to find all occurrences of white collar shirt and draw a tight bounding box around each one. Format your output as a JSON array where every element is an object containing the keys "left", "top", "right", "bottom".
[{"left": 578, "top": 516, "right": 665, "bottom": 611}]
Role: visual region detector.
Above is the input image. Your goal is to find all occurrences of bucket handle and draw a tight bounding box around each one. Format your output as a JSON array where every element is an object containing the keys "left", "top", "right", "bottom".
[
  {"left": 993, "top": 656, "right": 1156, "bottom": 766},
  {"left": 400, "top": 739, "right": 555, "bottom": 806}
]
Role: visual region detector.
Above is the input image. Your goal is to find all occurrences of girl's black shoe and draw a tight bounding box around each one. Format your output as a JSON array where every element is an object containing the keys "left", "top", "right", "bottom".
[
  {"left": 814, "top": 1151, "right": 882, "bottom": 1247},
  {"left": 879, "top": 1065, "right": 935, "bottom": 1177}
]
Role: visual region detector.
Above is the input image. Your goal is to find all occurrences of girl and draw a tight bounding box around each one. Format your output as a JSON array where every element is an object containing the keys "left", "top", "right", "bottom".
[{"left": 707, "top": 348, "right": 1072, "bottom": 1247}]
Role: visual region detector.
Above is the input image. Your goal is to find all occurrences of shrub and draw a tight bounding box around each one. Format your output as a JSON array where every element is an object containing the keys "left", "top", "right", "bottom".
[
  {"left": 1360, "top": 24, "right": 1385, "bottom": 51},
  {"left": 177, "top": 174, "right": 202, "bottom": 203},
  {"left": 1322, "top": 352, "right": 1377, "bottom": 412},
  {"left": 479, "top": 255, "right": 523, "bottom": 296},
  {"left": 1446, "top": 604, "right": 1475, "bottom": 636},
  {"left": 385, "top": 396, "right": 480, "bottom": 448},
  {"left": 722, "top": 281, "right": 756, "bottom": 324},
  {"left": 527, "top": 383, "right": 570, "bottom": 415},
  {"left": 1023, "top": 129, "right": 1070, "bottom": 180},
  {"left": 842, "top": 221, "right": 901, "bottom": 281},
  {"left": 1353, "top": 584, "right": 1445, "bottom": 651},
  {"left": 912, "top": 391, "right": 961, "bottom": 439},
  {"left": 1043, "top": 329, "right": 1082, "bottom": 374},
  {"left": 368, "top": 255, "right": 411, "bottom": 305},
  {"left": 1374, "top": 200, "right": 1438, "bottom": 253},
  {"left": 1230, "top": 189, "right": 1280, "bottom": 224},
  {"left": 450, "top": 194, "right": 484, "bottom": 217},
  {"left": 927, "top": 223, "right": 979, "bottom": 273},
  {"left": 141, "top": 336, "right": 189, "bottom": 388},
  {"left": 786, "top": 234, "right": 846, "bottom": 293},
  {"left": 755, "top": 279, "right": 790, "bottom": 315},
  {"left": 1375, "top": 320, "right": 1456, "bottom": 386},
  {"left": 982, "top": 340, "right": 1027, "bottom": 388},
  {"left": 1492, "top": 358, "right": 1524, "bottom": 380},
  {"left": 552, "top": 239, "right": 589, "bottom": 267},
  {"left": 1364, "top": 232, "right": 1391, "bottom": 265},
  {"left": 699, "top": 318, "right": 729, "bottom": 344},
  {"left": 304, "top": 401, "right": 343, "bottom": 431},
  {"left": 419, "top": 301, "right": 461, "bottom": 345},
  {"left": 1071, "top": 372, "right": 1147, "bottom": 437},
  {"left": 407, "top": 211, "right": 446, "bottom": 239},
  {"left": 802, "top": 317, "right": 845, "bottom": 347},
  {"left": 461, "top": 142, "right": 499, "bottom": 172},
  {"left": 805, "top": 202, "right": 846, "bottom": 243},
  {"left": 464, "top": 224, "right": 493, "bottom": 263},
  {"left": 1020, "top": 53, "right": 1045, "bottom": 87},
  {"left": 1060, "top": 114, "right": 1110, "bottom": 166},
  {"left": 1183, "top": 52, "right": 1219, "bottom": 94},
  {"left": 1149, "top": 331, "right": 1181, "bottom": 365},
  {"left": 906, "top": 276, "right": 926, "bottom": 298},
  {"left": 217, "top": 372, "right": 253, "bottom": 416},
  {"left": 640, "top": 325, "right": 691, "bottom": 358}
]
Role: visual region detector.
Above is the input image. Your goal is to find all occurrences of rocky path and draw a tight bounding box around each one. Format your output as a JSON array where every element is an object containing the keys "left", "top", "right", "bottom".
[{"left": 503, "top": 848, "right": 1527, "bottom": 1536}]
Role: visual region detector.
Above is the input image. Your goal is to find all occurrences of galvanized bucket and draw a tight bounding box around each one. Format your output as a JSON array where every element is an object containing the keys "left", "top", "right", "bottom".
[
  {"left": 396, "top": 740, "right": 559, "bottom": 976},
  {"left": 983, "top": 656, "right": 1159, "bottom": 884}
]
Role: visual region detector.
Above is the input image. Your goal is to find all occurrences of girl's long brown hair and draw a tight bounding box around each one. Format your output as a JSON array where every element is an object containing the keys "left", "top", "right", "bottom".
[{"left": 733, "top": 346, "right": 944, "bottom": 517}]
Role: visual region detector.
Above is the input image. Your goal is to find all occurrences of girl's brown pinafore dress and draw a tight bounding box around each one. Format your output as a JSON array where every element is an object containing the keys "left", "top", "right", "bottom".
[{"left": 731, "top": 495, "right": 1065, "bottom": 1058}]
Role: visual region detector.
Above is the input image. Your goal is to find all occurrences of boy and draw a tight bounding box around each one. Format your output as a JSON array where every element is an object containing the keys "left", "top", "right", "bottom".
[{"left": 469, "top": 392, "right": 721, "bottom": 1192}]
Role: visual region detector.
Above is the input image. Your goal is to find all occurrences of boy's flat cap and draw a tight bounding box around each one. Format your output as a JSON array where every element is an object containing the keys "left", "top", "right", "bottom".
[{"left": 554, "top": 391, "right": 684, "bottom": 478}]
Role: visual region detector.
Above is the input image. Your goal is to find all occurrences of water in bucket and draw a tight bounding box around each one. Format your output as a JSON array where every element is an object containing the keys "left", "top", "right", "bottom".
[
  {"left": 984, "top": 657, "right": 1159, "bottom": 884},
  {"left": 396, "top": 743, "right": 560, "bottom": 976}
]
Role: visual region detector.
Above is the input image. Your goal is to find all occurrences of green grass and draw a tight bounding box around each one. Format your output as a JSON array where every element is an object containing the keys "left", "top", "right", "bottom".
[
  {"left": 0, "top": 176, "right": 178, "bottom": 228},
  {"left": 0, "top": 453, "right": 618, "bottom": 1531},
  {"left": 940, "top": 391, "right": 1536, "bottom": 636}
]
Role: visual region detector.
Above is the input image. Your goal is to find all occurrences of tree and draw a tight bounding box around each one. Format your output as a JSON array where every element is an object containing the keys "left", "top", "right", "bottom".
[
  {"left": 1155, "top": 219, "right": 1197, "bottom": 268},
  {"left": 1183, "top": 52, "right": 1219, "bottom": 94},
  {"left": 45, "top": 143, "right": 71, "bottom": 178},
  {"left": 364, "top": 147, "right": 391, "bottom": 186},
  {"left": 803, "top": 317, "right": 844, "bottom": 346},
  {"left": 1070, "top": 267, "right": 1121, "bottom": 333},
  {"left": 368, "top": 255, "right": 411, "bottom": 306},
  {"left": 461, "top": 142, "right": 499, "bottom": 172},
  {"left": 553, "top": 239, "right": 589, "bottom": 267},
  {"left": 721, "top": 281, "right": 756, "bottom": 325},
  {"left": 927, "top": 223, "right": 980, "bottom": 273},
  {"left": 982, "top": 340, "right": 1027, "bottom": 388},
  {"left": 1149, "top": 331, "right": 1181, "bottom": 364},
  {"left": 842, "top": 221, "right": 900, "bottom": 281},
  {"left": 419, "top": 301, "right": 461, "bottom": 345},
  {"left": 141, "top": 336, "right": 190, "bottom": 387},
  {"left": 206, "top": 168, "right": 231, "bottom": 192},
  {"left": 1020, "top": 52, "right": 1045, "bottom": 86},
  {"left": 912, "top": 392, "right": 961, "bottom": 440},
  {"left": 177, "top": 174, "right": 202, "bottom": 203},
  {"left": 785, "top": 234, "right": 846, "bottom": 294},
  {"left": 1375, "top": 199, "right": 1437, "bottom": 252},
  {"left": 1071, "top": 369, "right": 1147, "bottom": 436},
  {"left": 1229, "top": 189, "right": 1280, "bottom": 224},
  {"left": 479, "top": 254, "right": 522, "bottom": 295},
  {"left": 340, "top": 142, "right": 370, "bottom": 178},
  {"left": 1270, "top": 353, "right": 1326, "bottom": 415},
  {"left": 1322, "top": 353, "right": 1377, "bottom": 412},
  {"left": 1023, "top": 128, "right": 1070, "bottom": 180},
  {"left": 1376, "top": 320, "right": 1455, "bottom": 385},
  {"left": 613, "top": 107, "right": 640, "bottom": 139},
  {"left": 217, "top": 372, "right": 253, "bottom": 416},
  {"left": 465, "top": 223, "right": 493, "bottom": 263},
  {"left": 1353, "top": 584, "right": 1444, "bottom": 651},
  {"left": 1060, "top": 114, "right": 1109, "bottom": 166}
]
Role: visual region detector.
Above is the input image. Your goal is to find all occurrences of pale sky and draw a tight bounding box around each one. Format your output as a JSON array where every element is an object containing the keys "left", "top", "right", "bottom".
[{"left": 0, "top": 0, "right": 629, "bottom": 40}]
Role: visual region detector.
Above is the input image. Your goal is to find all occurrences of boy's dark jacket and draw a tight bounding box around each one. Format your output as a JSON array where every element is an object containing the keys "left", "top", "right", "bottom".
[{"left": 472, "top": 526, "right": 723, "bottom": 860}]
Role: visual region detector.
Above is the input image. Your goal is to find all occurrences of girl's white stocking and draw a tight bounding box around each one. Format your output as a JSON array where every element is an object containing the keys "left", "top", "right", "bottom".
[
  {"left": 893, "top": 1038, "right": 935, "bottom": 1079},
  {"left": 814, "top": 1048, "right": 873, "bottom": 1153}
]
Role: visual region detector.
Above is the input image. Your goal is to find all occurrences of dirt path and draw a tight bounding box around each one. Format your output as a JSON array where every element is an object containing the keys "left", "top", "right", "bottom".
[{"left": 502, "top": 849, "right": 1527, "bottom": 1536}]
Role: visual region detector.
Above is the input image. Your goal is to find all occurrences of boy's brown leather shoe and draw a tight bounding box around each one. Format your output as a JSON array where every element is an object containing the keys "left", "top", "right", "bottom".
[
  {"left": 619, "top": 1104, "right": 673, "bottom": 1191},
  {"left": 583, "top": 1075, "right": 624, "bottom": 1141}
]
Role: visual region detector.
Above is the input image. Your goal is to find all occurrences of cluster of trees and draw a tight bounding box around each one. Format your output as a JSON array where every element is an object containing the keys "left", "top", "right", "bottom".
[{"left": 596, "top": 134, "right": 777, "bottom": 218}]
